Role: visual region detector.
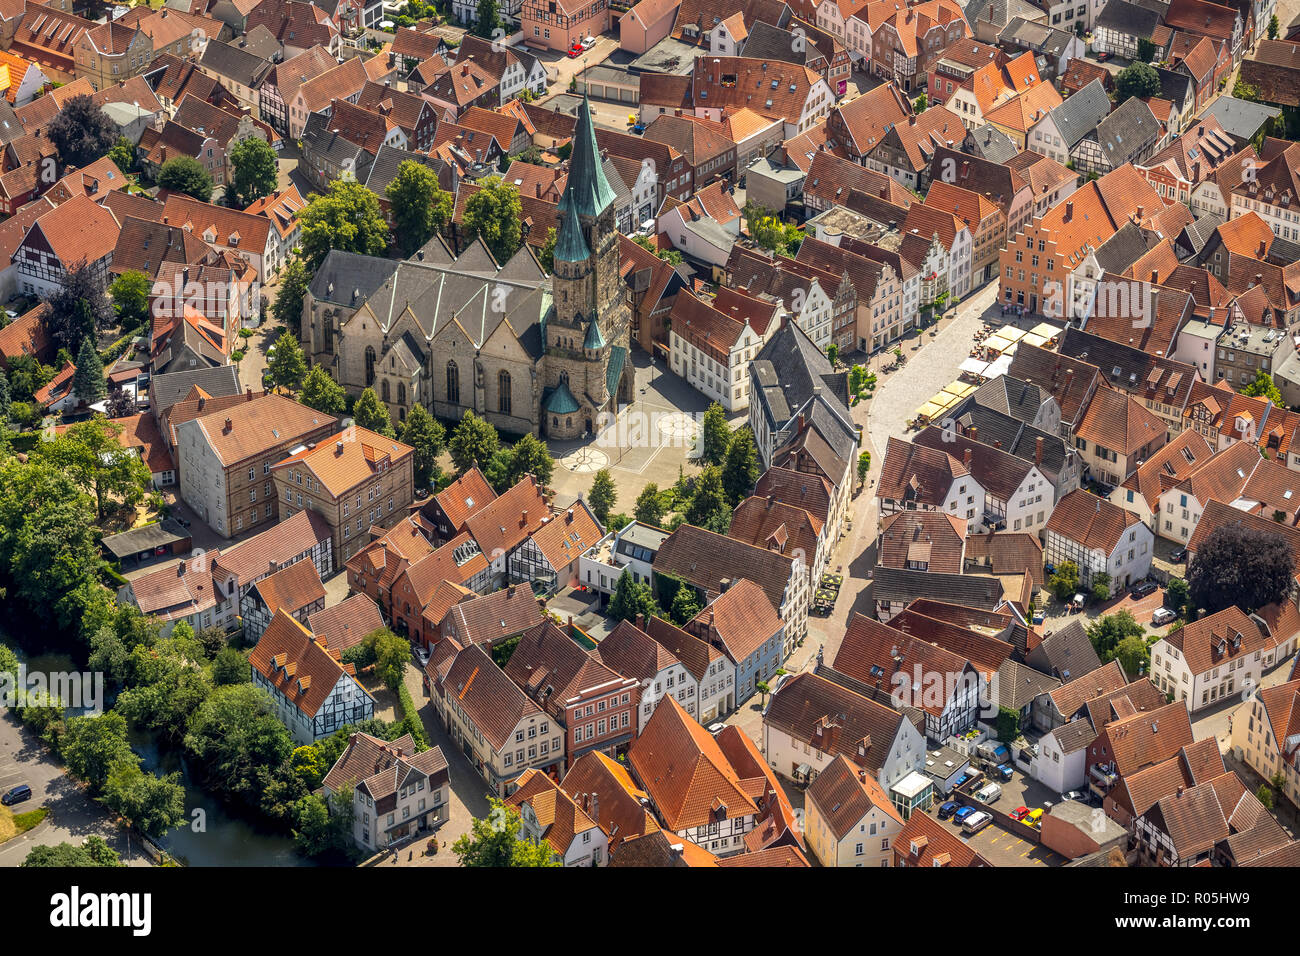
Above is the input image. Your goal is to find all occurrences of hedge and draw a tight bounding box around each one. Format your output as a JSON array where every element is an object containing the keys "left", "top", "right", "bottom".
[{"left": 396, "top": 683, "right": 429, "bottom": 752}]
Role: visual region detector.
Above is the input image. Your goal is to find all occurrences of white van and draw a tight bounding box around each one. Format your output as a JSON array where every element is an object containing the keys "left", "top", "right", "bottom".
[
  {"left": 975, "top": 782, "right": 1002, "bottom": 805},
  {"left": 962, "top": 810, "right": 992, "bottom": 834}
]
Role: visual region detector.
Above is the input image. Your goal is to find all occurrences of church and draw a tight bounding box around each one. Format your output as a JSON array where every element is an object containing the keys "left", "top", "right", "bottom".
[{"left": 300, "top": 94, "right": 632, "bottom": 440}]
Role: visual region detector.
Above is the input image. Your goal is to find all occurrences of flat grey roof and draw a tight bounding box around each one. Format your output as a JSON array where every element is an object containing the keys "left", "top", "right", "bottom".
[{"left": 101, "top": 519, "right": 190, "bottom": 559}]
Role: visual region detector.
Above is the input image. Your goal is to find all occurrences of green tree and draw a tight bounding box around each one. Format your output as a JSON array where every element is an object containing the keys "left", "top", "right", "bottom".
[
  {"left": 700, "top": 401, "right": 731, "bottom": 465},
  {"left": 857, "top": 451, "right": 872, "bottom": 486},
  {"left": 685, "top": 465, "right": 728, "bottom": 527},
  {"left": 362, "top": 626, "right": 411, "bottom": 690},
  {"left": 107, "top": 136, "right": 137, "bottom": 174},
  {"left": 352, "top": 387, "right": 396, "bottom": 438},
  {"left": 291, "top": 793, "right": 352, "bottom": 857},
  {"left": 634, "top": 482, "right": 666, "bottom": 525},
  {"left": 158, "top": 156, "right": 214, "bottom": 201},
  {"left": 1049, "top": 560, "right": 1080, "bottom": 601},
  {"left": 607, "top": 568, "right": 659, "bottom": 623},
  {"left": 45, "top": 262, "right": 115, "bottom": 354},
  {"left": 229, "top": 136, "right": 279, "bottom": 209},
  {"left": 265, "top": 332, "right": 307, "bottom": 394},
  {"left": 1136, "top": 37, "right": 1157, "bottom": 62},
  {"left": 271, "top": 256, "right": 312, "bottom": 334},
  {"left": 290, "top": 745, "right": 328, "bottom": 790},
  {"left": 300, "top": 364, "right": 347, "bottom": 415},
  {"left": 669, "top": 584, "right": 702, "bottom": 625},
  {"left": 826, "top": 343, "right": 838, "bottom": 366},
  {"left": 537, "top": 226, "right": 557, "bottom": 273},
  {"left": 399, "top": 402, "right": 446, "bottom": 487},
  {"left": 34, "top": 418, "right": 151, "bottom": 519},
  {"left": 996, "top": 705, "right": 1021, "bottom": 742},
  {"left": 1256, "top": 783, "right": 1275, "bottom": 810},
  {"left": 588, "top": 468, "right": 617, "bottom": 525},
  {"left": 1269, "top": 13, "right": 1279, "bottom": 39},
  {"left": 1086, "top": 610, "right": 1145, "bottom": 662},
  {"left": 1187, "top": 523, "right": 1295, "bottom": 614},
  {"left": 46, "top": 94, "right": 117, "bottom": 169},
  {"left": 1241, "top": 368, "right": 1283, "bottom": 404},
  {"left": 744, "top": 201, "right": 802, "bottom": 256},
  {"left": 386, "top": 160, "right": 454, "bottom": 255},
  {"left": 472, "top": 0, "right": 502, "bottom": 39},
  {"left": 721, "top": 427, "right": 760, "bottom": 505},
  {"left": 183, "top": 683, "right": 294, "bottom": 809},
  {"left": 212, "top": 646, "right": 249, "bottom": 685},
  {"left": 102, "top": 760, "right": 187, "bottom": 836},
  {"left": 1114, "top": 62, "right": 1161, "bottom": 103},
  {"left": 508, "top": 432, "right": 554, "bottom": 487},
  {"left": 299, "top": 179, "right": 390, "bottom": 269},
  {"left": 23, "top": 837, "right": 124, "bottom": 867},
  {"left": 1090, "top": 570, "right": 1111, "bottom": 603},
  {"left": 1165, "top": 577, "right": 1189, "bottom": 617},
  {"left": 109, "top": 270, "right": 151, "bottom": 330},
  {"left": 72, "top": 335, "right": 107, "bottom": 404},
  {"left": 1113, "top": 633, "right": 1151, "bottom": 676},
  {"left": 448, "top": 409, "right": 500, "bottom": 473},
  {"left": 462, "top": 176, "right": 523, "bottom": 264},
  {"left": 453, "top": 799, "right": 561, "bottom": 866},
  {"left": 62, "top": 711, "right": 136, "bottom": 792}
]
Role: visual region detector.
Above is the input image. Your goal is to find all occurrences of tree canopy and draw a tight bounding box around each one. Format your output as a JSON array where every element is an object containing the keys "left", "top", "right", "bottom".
[
  {"left": 352, "top": 387, "right": 396, "bottom": 438},
  {"left": 158, "top": 156, "right": 215, "bottom": 201},
  {"left": 265, "top": 333, "right": 307, "bottom": 394},
  {"left": 448, "top": 410, "right": 500, "bottom": 474},
  {"left": 588, "top": 469, "right": 617, "bottom": 525},
  {"left": 229, "top": 137, "right": 279, "bottom": 209},
  {"left": 44, "top": 262, "right": 114, "bottom": 355},
  {"left": 300, "top": 364, "right": 347, "bottom": 415},
  {"left": 399, "top": 403, "right": 446, "bottom": 487},
  {"left": 1187, "top": 523, "right": 1295, "bottom": 614},
  {"left": 299, "top": 180, "right": 390, "bottom": 269},
  {"left": 385, "top": 160, "right": 453, "bottom": 255},
  {"left": 72, "top": 336, "right": 107, "bottom": 405},
  {"left": 1115, "top": 62, "right": 1161, "bottom": 103},
  {"left": 271, "top": 256, "right": 312, "bottom": 335},
  {"left": 462, "top": 176, "right": 523, "bottom": 264},
  {"left": 453, "top": 799, "right": 560, "bottom": 866},
  {"left": 46, "top": 95, "right": 117, "bottom": 169}
]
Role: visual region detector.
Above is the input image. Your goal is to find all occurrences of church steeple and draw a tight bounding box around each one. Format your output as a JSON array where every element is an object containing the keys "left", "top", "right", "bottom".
[
  {"left": 557, "top": 92, "right": 616, "bottom": 220},
  {"left": 554, "top": 201, "right": 590, "bottom": 264}
]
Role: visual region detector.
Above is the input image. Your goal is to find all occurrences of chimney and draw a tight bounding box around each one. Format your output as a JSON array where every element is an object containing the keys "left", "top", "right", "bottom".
[
  {"left": 198, "top": 397, "right": 206, "bottom": 411},
  {"left": 1064, "top": 201, "right": 1073, "bottom": 221},
  {"left": 963, "top": 447, "right": 972, "bottom": 467},
  {"left": 462, "top": 63, "right": 469, "bottom": 76},
  {"left": 969, "top": 425, "right": 978, "bottom": 442},
  {"left": 1095, "top": 498, "right": 1101, "bottom": 513},
  {"left": 720, "top": 578, "right": 732, "bottom": 594},
  {"left": 1136, "top": 205, "right": 1144, "bottom": 220},
  {"left": 635, "top": 612, "right": 645, "bottom": 630},
  {"left": 1035, "top": 436, "right": 1043, "bottom": 465},
  {"left": 336, "top": 440, "right": 344, "bottom": 453},
  {"left": 223, "top": 417, "right": 232, "bottom": 433},
  {"left": 245, "top": 386, "right": 253, "bottom": 400},
  {"left": 589, "top": 793, "right": 599, "bottom": 822},
  {"left": 522, "top": 509, "right": 529, "bottom": 524}
]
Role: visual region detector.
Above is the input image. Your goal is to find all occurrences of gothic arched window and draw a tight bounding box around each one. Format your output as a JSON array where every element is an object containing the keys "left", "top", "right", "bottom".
[
  {"left": 446, "top": 361, "right": 460, "bottom": 405},
  {"left": 498, "top": 370, "right": 511, "bottom": 416},
  {"left": 381, "top": 379, "right": 390, "bottom": 403},
  {"left": 365, "top": 347, "right": 376, "bottom": 386},
  {"left": 398, "top": 382, "right": 407, "bottom": 407}
]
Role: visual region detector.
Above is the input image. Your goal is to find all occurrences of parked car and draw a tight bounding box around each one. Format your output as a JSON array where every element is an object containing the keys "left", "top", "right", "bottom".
[
  {"left": 994, "top": 763, "right": 1014, "bottom": 782},
  {"left": 953, "top": 805, "right": 977, "bottom": 824},
  {"left": 1061, "top": 790, "right": 1086, "bottom": 803},
  {"left": 567, "top": 47, "right": 582, "bottom": 58},
  {"left": 1130, "top": 580, "right": 1158, "bottom": 598},
  {"left": 630, "top": 123, "right": 646, "bottom": 134},
  {"left": 1170, "top": 548, "right": 1187, "bottom": 562},
  {"left": 1096, "top": 51, "right": 1112, "bottom": 61},
  {"left": 1025, "top": 807, "right": 1044, "bottom": 827},
  {"left": 1009, "top": 806, "right": 1030, "bottom": 822},
  {"left": 975, "top": 782, "right": 1002, "bottom": 805},
  {"left": 937, "top": 800, "right": 959, "bottom": 820},
  {"left": 962, "top": 810, "right": 993, "bottom": 834},
  {"left": 2, "top": 784, "right": 32, "bottom": 806},
  {"left": 1152, "top": 607, "right": 1177, "bottom": 626}
]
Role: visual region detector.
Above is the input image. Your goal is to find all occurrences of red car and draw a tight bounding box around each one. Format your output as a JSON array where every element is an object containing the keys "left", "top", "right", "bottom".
[
  {"left": 1009, "top": 806, "right": 1030, "bottom": 822},
  {"left": 1096, "top": 51, "right": 1112, "bottom": 62},
  {"left": 567, "top": 47, "right": 582, "bottom": 58}
]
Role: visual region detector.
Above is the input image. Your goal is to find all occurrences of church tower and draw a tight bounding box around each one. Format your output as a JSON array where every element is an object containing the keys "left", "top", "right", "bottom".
[{"left": 542, "top": 93, "right": 631, "bottom": 440}]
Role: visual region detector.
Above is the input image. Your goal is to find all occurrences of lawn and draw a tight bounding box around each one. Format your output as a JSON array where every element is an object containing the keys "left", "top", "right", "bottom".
[{"left": 0, "top": 805, "right": 49, "bottom": 844}]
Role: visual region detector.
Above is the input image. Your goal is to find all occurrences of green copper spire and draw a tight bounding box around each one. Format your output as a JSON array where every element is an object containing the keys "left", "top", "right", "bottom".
[
  {"left": 554, "top": 201, "right": 590, "bottom": 263},
  {"left": 557, "top": 92, "right": 617, "bottom": 219},
  {"left": 583, "top": 312, "right": 605, "bottom": 350}
]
